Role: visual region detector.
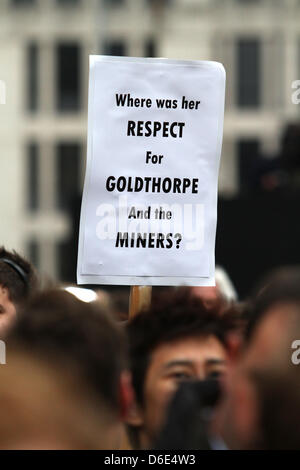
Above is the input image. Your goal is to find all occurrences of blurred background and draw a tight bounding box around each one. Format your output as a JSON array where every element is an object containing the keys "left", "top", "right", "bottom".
[{"left": 0, "top": 0, "right": 300, "bottom": 298}]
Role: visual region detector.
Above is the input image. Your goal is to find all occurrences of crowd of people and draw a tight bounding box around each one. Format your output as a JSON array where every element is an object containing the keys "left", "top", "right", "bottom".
[{"left": 0, "top": 246, "right": 299, "bottom": 450}]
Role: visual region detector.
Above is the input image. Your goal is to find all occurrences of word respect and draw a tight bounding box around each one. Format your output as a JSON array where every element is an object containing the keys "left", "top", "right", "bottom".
[{"left": 127, "top": 120, "right": 185, "bottom": 138}]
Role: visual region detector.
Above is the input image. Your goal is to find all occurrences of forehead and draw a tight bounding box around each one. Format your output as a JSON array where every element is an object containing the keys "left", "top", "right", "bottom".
[
  {"left": 149, "top": 335, "right": 227, "bottom": 368},
  {"left": 190, "top": 286, "right": 220, "bottom": 300}
]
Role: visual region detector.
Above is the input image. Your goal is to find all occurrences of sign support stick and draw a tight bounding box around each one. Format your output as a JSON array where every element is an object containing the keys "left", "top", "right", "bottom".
[{"left": 129, "top": 286, "right": 152, "bottom": 319}]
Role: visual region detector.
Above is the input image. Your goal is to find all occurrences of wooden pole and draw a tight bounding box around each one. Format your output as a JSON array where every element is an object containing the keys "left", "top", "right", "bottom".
[{"left": 129, "top": 286, "right": 152, "bottom": 319}]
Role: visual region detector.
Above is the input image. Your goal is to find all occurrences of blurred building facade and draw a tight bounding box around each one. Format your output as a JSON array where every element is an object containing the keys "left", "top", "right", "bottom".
[{"left": 0, "top": 0, "right": 300, "bottom": 281}]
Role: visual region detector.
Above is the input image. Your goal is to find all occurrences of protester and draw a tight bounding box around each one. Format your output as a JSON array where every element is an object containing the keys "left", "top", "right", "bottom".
[
  {"left": 190, "top": 266, "right": 238, "bottom": 312},
  {"left": 245, "top": 266, "right": 300, "bottom": 341},
  {"left": 7, "top": 289, "right": 133, "bottom": 449},
  {"left": 2, "top": 247, "right": 300, "bottom": 451},
  {"left": 0, "top": 351, "right": 115, "bottom": 450},
  {"left": 126, "top": 289, "right": 239, "bottom": 449},
  {"left": 0, "top": 247, "right": 38, "bottom": 338},
  {"left": 215, "top": 267, "right": 300, "bottom": 450}
]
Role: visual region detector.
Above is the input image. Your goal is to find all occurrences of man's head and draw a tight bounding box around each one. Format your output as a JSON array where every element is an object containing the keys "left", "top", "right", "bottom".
[
  {"left": 190, "top": 266, "right": 238, "bottom": 312},
  {"left": 218, "top": 267, "right": 300, "bottom": 449},
  {"left": 8, "top": 289, "right": 131, "bottom": 445},
  {"left": 127, "top": 289, "right": 238, "bottom": 448},
  {"left": 0, "top": 351, "right": 115, "bottom": 449},
  {"left": 0, "top": 247, "right": 38, "bottom": 338}
]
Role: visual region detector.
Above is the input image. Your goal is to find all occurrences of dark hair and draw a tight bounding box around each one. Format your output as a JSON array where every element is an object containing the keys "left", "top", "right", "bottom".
[
  {"left": 0, "top": 247, "right": 38, "bottom": 303},
  {"left": 245, "top": 267, "right": 300, "bottom": 341},
  {"left": 8, "top": 289, "right": 127, "bottom": 413},
  {"left": 127, "top": 288, "right": 238, "bottom": 406}
]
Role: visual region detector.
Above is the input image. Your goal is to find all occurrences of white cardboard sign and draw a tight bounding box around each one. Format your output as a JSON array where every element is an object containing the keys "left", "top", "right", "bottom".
[{"left": 77, "top": 56, "right": 226, "bottom": 286}]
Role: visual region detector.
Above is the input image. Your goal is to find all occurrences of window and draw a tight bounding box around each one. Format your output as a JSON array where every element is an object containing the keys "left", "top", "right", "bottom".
[
  {"left": 298, "top": 36, "right": 300, "bottom": 90},
  {"left": 27, "top": 43, "right": 39, "bottom": 112},
  {"left": 145, "top": 38, "right": 157, "bottom": 58},
  {"left": 56, "top": 43, "right": 81, "bottom": 112},
  {"left": 236, "top": 0, "right": 260, "bottom": 3},
  {"left": 56, "top": 142, "right": 81, "bottom": 210},
  {"left": 28, "top": 240, "right": 40, "bottom": 270},
  {"left": 56, "top": 0, "right": 80, "bottom": 5},
  {"left": 57, "top": 193, "right": 82, "bottom": 282},
  {"left": 102, "top": 0, "right": 125, "bottom": 7},
  {"left": 11, "top": 0, "right": 36, "bottom": 6},
  {"left": 238, "top": 139, "right": 260, "bottom": 192},
  {"left": 146, "top": 0, "right": 171, "bottom": 8},
  {"left": 103, "top": 39, "right": 126, "bottom": 56},
  {"left": 237, "top": 39, "right": 261, "bottom": 108},
  {"left": 27, "top": 142, "right": 39, "bottom": 211}
]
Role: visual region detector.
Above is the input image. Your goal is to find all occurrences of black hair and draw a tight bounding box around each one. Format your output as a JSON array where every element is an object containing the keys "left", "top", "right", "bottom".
[
  {"left": 127, "top": 288, "right": 238, "bottom": 406},
  {"left": 0, "top": 247, "right": 38, "bottom": 303},
  {"left": 9, "top": 289, "right": 127, "bottom": 413}
]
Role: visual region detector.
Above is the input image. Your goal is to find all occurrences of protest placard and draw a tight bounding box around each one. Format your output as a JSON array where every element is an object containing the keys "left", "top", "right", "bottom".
[{"left": 77, "top": 56, "right": 226, "bottom": 286}]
